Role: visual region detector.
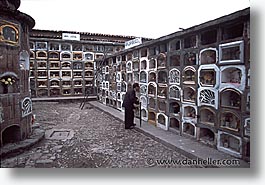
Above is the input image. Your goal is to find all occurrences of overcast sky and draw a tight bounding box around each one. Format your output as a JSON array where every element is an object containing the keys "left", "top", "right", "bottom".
[{"left": 19, "top": 0, "right": 250, "bottom": 39}]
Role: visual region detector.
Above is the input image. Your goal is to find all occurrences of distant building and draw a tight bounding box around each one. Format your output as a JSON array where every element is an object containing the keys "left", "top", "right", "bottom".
[{"left": 0, "top": 0, "right": 35, "bottom": 146}]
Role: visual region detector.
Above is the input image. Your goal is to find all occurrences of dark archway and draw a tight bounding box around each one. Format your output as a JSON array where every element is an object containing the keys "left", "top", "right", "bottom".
[{"left": 2, "top": 125, "right": 21, "bottom": 145}]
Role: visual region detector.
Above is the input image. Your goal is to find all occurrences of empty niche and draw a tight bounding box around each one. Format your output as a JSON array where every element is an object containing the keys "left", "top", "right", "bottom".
[
  {"left": 84, "top": 52, "right": 94, "bottom": 61},
  {"left": 36, "top": 51, "right": 47, "bottom": 59},
  {"left": 73, "top": 61, "right": 83, "bottom": 70},
  {"left": 147, "top": 82, "right": 156, "bottom": 97},
  {"left": 157, "top": 85, "right": 167, "bottom": 99},
  {"left": 169, "top": 68, "right": 180, "bottom": 85},
  {"left": 184, "top": 52, "right": 197, "bottom": 66},
  {"left": 37, "top": 70, "right": 47, "bottom": 78},
  {"left": 133, "top": 59, "right": 140, "bottom": 71},
  {"left": 200, "top": 29, "right": 217, "bottom": 45},
  {"left": 199, "top": 107, "right": 215, "bottom": 125},
  {"left": 141, "top": 108, "right": 148, "bottom": 121},
  {"left": 37, "top": 89, "right": 48, "bottom": 97},
  {"left": 49, "top": 43, "right": 60, "bottom": 51},
  {"left": 184, "top": 35, "right": 197, "bottom": 49},
  {"left": 140, "top": 71, "right": 148, "bottom": 83},
  {"left": 182, "top": 122, "right": 196, "bottom": 137},
  {"left": 244, "top": 118, "right": 250, "bottom": 137},
  {"left": 61, "top": 70, "right": 72, "bottom": 78},
  {"left": 50, "top": 88, "right": 60, "bottom": 96},
  {"left": 126, "top": 61, "right": 132, "bottom": 72},
  {"left": 183, "top": 86, "right": 196, "bottom": 103},
  {"left": 182, "top": 66, "right": 196, "bottom": 85},
  {"left": 157, "top": 70, "right": 167, "bottom": 84},
  {"left": 133, "top": 72, "right": 139, "bottom": 82},
  {"left": 198, "top": 88, "right": 217, "bottom": 108},
  {"left": 140, "top": 84, "right": 147, "bottom": 95},
  {"left": 61, "top": 43, "right": 71, "bottom": 51},
  {"left": 148, "top": 97, "right": 156, "bottom": 110},
  {"left": 219, "top": 41, "right": 244, "bottom": 64},
  {"left": 84, "top": 61, "right": 93, "bottom": 69},
  {"left": 50, "top": 79, "right": 60, "bottom": 87},
  {"left": 121, "top": 72, "right": 126, "bottom": 81},
  {"left": 140, "top": 58, "right": 148, "bottom": 70},
  {"left": 157, "top": 98, "right": 167, "bottom": 113},
  {"left": 199, "top": 127, "right": 215, "bottom": 145},
  {"left": 149, "top": 58, "right": 157, "bottom": 70},
  {"left": 49, "top": 51, "right": 59, "bottom": 60},
  {"left": 61, "top": 52, "right": 72, "bottom": 61},
  {"left": 199, "top": 48, "right": 217, "bottom": 65},
  {"left": 170, "top": 54, "right": 180, "bottom": 66},
  {"left": 169, "top": 101, "right": 181, "bottom": 115},
  {"left": 149, "top": 71, "right": 156, "bottom": 83},
  {"left": 217, "top": 131, "right": 242, "bottom": 158},
  {"left": 220, "top": 88, "right": 241, "bottom": 109},
  {"left": 36, "top": 42, "right": 47, "bottom": 50},
  {"left": 49, "top": 61, "right": 60, "bottom": 69},
  {"left": 169, "top": 117, "right": 180, "bottom": 131},
  {"left": 148, "top": 111, "right": 156, "bottom": 126},
  {"left": 220, "top": 65, "right": 246, "bottom": 90},
  {"left": 157, "top": 53, "right": 167, "bottom": 69},
  {"left": 0, "top": 72, "right": 18, "bottom": 94},
  {"left": 220, "top": 111, "right": 241, "bottom": 132},
  {"left": 169, "top": 85, "right": 181, "bottom": 100},
  {"left": 37, "top": 61, "right": 47, "bottom": 69},
  {"left": 73, "top": 52, "right": 83, "bottom": 60},
  {"left": 157, "top": 113, "right": 168, "bottom": 130}
]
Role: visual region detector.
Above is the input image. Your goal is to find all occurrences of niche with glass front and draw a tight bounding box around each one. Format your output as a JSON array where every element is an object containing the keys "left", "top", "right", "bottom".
[
  {"left": 156, "top": 113, "right": 168, "bottom": 130},
  {"left": 182, "top": 66, "right": 196, "bottom": 85},
  {"left": 182, "top": 122, "right": 196, "bottom": 137},
  {"left": 61, "top": 61, "right": 71, "bottom": 69},
  {"left": 199, "top": 68, "right": 218, "bottom": 88},
  {"left": 183, "top": 105, "right": 197, "bottom": 121},
  {"left": 140, "top": 96, "right": 148, "bottom": 108},
  {"left": 183, "top": 86, "right": 196, "bottom": 103},
  {"left": 169, "top": 85, "right": 181, "bottom": 100},
  {"left": 244, "top": 118, "right": 250, "bottom": 137},
  {"left": 199, "top": 107, "right": 216, "bottom": 126},
  {"left": 220, "top": 88, "right": 241, "bottom": 109},
  {"left": 84, "top": 70, "right": 93, "bottom": 78},
  {"left": 37, "top": 89, "right": 48, "bottom": 97},
  {"left": 62, "top": 88, "right": 72, "bottom": 95},
  {"left": 141, "top": 108, "right": 148, "bottom": 121},
  {"left": 30, "top": 51, "right": 35, "bottom": 59},
  {"left": 148, "top": 71, "right": 156, "bottom": 83},
  {"left": 127, "top": 73, "right": 133, "bottom": 82},
  {"left": 157, "top": 53, "right": 166, "bottom": 69},
  {"left": 0, "top": 23, "right": 19, "bottom": 45},
  {"left": 73, "top": 71, "right": 83, "bottom": 78},
  {"left": 140, "top": 84, "right": 147, "bottom": 95},
  {"left": 132, "top": 59, "right": 140, "bottom": 71},
  {"left": 140, "top": 58, "right": 148, "bottom": 70},
  {"left": 169, "top": 68, "right": 180, "bottom": 85},
  {"left": 220, "top": 111, "right": 241, "bottom": 132},
  {"left": 49, "top": 71, "right": 60, "bottom": 79},
  {"left": 73, "top": 79, "right": 83, "bottom": 87},
  {"left": 133, "top": 72, "right": 139, "bottom": 82},
  {"left": 199, "top": 48, "right": 217, "bottom": 65},
  {"left": 157, "top": 84, "right": 167, "bottom": 99},
  {"left": 219, "top": 41, "right": 244, "bottom": 64},
  {"left": 74, "top": 88, "right": 83, "bottom": 95},
  {"left": 121, "top": 82, "right": 127, "bottom": 92},
  {"left": 126, "top": 61, "right": 132, "bottom": 72},
  {"left": 73, "top": 52, "right": 83, "bottom": 60},
  {"left": 220, "top": 65, "right": 245, "bottom": 90},
  {"left": 61, "top": 43, "right": 71, "bottom": 51}
]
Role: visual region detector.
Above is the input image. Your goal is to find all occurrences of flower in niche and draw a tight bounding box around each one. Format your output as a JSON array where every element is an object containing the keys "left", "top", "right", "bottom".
[{"left": 0, "top": 77, "right": 16, "bottom": 85}]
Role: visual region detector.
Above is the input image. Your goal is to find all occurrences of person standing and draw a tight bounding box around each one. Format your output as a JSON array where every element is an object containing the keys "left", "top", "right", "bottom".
[{"left": 122, "top": 83, "right": 140, "bottom": 129}]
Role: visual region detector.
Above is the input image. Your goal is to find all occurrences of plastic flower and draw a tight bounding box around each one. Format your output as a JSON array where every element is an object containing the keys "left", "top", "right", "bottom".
[{"left": 7, "top": 78, "right": 11, "bottom": 82}]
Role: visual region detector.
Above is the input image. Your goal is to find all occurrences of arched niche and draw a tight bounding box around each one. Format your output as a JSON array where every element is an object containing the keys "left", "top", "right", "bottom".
[
  {"left": 182, "top": 66, "right": 196, "bottom": 85},
  {"left": 199, "top": 107, "right": 215, "bottom": 126},
  {"left": 182, "top": 122, "right": 196, "bottom": 137},
  {"left": 169, "top": 101, "right": 181, "bottom": 115},
  {"left": 0, "top": 72, "right": 19, "bottom": 94},
  {"left": 148, "top": 111, "right": 156, "bottom": 126},
  {"left": 183, "top": 105, "right": 197, "bottom": 119},
  {"left": 148, "top": 97, "right": 156, "bottom": 110},
  {"left": 147, "top": 82, "right": 156, "bottom": 97},
  {"left": 127, "top": 73, "right": 133, "bottom": 82},
  {"left": 140, "top": 96, "right": 148, "bottom": 108},
  {"left": 220, "top": 65, "right": 246, "bottom": 90},
  {"left": 157, "top": 84, "right": 167, "bottom": 98},
  {"left": 2, "top": 125, "right": 21, "bottom": 145},
  {"left": 84, "top": 61, "right": 93, "bottom": 69},
  {"left": 36, "top": 51, "right": 47, "bottom": 59},
  {"left": 48, "top": 51, "right": 60, "bottom": 60},
  {"left": 133, "top": 72, "right": 139, "bottom": 82},
  {"left": 73, "top": 52, "right": 83, "bottom": 60},
  {"left": 62, "top": 88, "right": 71, "bottom": 95},
  {"left": 183, "top": 86, "right": 196, "bottom": 103},
  {"left": 73, "top": 79, "right": 83, "bottom": 87},
  {"left": 157, "top": 70, "right": 167, "bottom": 84},
  {"left": 133, "top": 59, "right": 140, "bottom": 71},
  {"left": 199, "top": 67, "right": 218, "bottom": 88},
  {"left": 84, "top": 52, "right": 94, "bottom": 61},
  {"left": 157, "top": 53, "right": 166, "bottom": 69},
  {"left": 169, "top": 68, "right": 180, "bottom": 85},
  {"left": 157, "top": 113, "right": 168, "bottom": 130},
  {"left": 199, "top": 127, "right": 215, "bottom": 144},
  {"left": 140, "top": 84, "right": 147, "bottom": 95},
  {"left": 220, "top": 88, "right": 242, "bottom": 109},
  {"left": 169, "top": 117, "right": 180, "bottom": 130},
  {"left": 21, "top": 97, "right": 32, "bottom": 118},
  {"left": 184, "top": 52, "right": 197, "bottom": 65},
  {"left": 198, "top": 88, "right": 218, "bottom": 109},
  {"left": 148, "top": 71, "right": 156, "bottom": 83},
  {"left": 217, "top": 131, "right": 242, "bottom": 158},
  {"left": 140, "top": 58, "right": 148, "bottom": 70},
  {"left": 19, "top": 50, "right": 29, "bottom": 70},
  {"left": 141, "top": 108, "right": 148, "bottom": 121},
  {"left": 157, "top": 98, "right": 166, "bottom": 113},
  {"left": 140, "top": 70, "right": 148, "bottom": 83},
  {"left": 199, "top": 48, "right": 217, "bottom": 65},
  {"left": 61, "top": 51, "right": 72, "bottom": 61},
  {"left": 50, "top": 79, "right": 60, "bottom": 88},
  {"left": 220, "top": 111, "right": 241, "bottom": 132},
  {"left": 149, "top": 58, "right": 157, "bottom": 70},
  {"left": 169, "top": 85, "right": 181, "bottom": 100},
  {"left": 126, "top": 61, "right": 132, "bottom": 72},
  {"left": 121, "top": 81, "right": 127, "bottom": 92}
]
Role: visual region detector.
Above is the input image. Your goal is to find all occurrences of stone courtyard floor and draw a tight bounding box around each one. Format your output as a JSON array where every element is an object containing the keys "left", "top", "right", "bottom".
[{"left": 1, "top": 101, "right": 204, "bottom": 168}]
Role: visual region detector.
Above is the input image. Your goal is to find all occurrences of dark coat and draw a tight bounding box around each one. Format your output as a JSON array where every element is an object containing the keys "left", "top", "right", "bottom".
[{"left": 122, "top": 89, "right": 138, "bottom": 110}]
